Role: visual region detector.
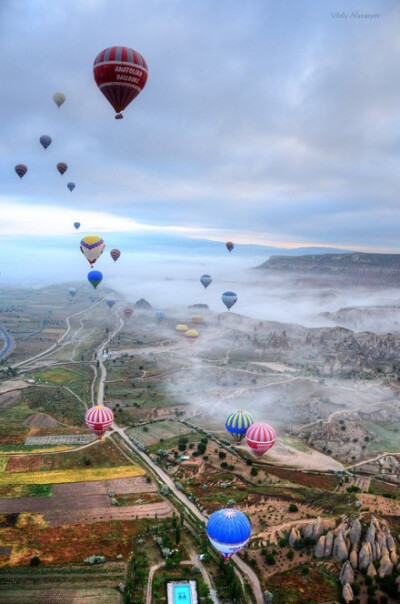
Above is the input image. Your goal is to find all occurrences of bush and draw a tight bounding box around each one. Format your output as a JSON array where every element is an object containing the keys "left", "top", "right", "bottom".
[
  {"left": 287, "top": 549, "right": 294, "bottom": 560},
  {"left": 264, "top": 553, "right": 276, "bottom": 565},
  {"left": 250, "top": 467, "right": 258, "bottom": 477},
  {"left": 218, "top": 451, "right": 226, "bottom": 459},
  {"left": 288, "top": 503, "right": 298, "bottom": 513},
  {"left": 30, "top": 556, "right": 41, "bottom": 567}
]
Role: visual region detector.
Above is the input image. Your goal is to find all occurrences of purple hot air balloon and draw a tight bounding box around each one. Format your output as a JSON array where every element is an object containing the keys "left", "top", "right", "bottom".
[
  {"left": 57, "top": 162, "right": 68, "bottom": 175},
  {"left": 15, "top": 164, "right": 27, "bottom": 179},
  {"left": 40, "top": 135, "right": 52, "bottom": 150}
]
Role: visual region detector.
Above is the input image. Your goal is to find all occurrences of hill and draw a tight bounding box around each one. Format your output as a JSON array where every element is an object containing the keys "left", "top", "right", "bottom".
[{"left": 256, "top": 252, "right": 400, "bottom": 285}]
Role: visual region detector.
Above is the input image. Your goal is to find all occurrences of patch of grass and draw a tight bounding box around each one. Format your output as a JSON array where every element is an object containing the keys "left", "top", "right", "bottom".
[
  {"left": 364, "top": 421, "right": 400, "bottom": 452},
  {"left": 280, "top": 436, "right": 310, "bottom": 453},
  {"left": 0, "top": 465, "right": 144, "bottom": 485},
  {"left": 268, "top": 565, "right": 340, "bottom": 603},
  {"left": 31, "top": 368, "right": 85, "bottom": 385},
  {"left": 0, "top": 484, "right": 52, "bottom": 498}
]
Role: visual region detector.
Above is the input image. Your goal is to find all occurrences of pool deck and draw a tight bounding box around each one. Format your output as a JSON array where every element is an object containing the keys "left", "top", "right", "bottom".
[{"left": 167, "top": 580, "right": 198, "bottom": 604}]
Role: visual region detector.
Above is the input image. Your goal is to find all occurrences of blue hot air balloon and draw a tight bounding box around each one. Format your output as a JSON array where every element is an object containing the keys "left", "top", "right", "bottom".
[
  {"left": 155, "top": 310, "right": 166, "bottom": 322},
  {"left": 73, "top": 222, "right": 80, "bottom": 230},
  {"left": 207, "top": 509, "right": 251, "bottom": 559},
  {"left": 67, "top": 182, "right": 75, "bottom": 192},
  {"left": 88, "top": 270, "right": 103, "bottom": 289},
  {"left": 200, "top": 274, "right": 212, "bottom": 289},
  {"left": 68, "top": 287, "right": 77, "bottom": 298},
  {"left": 40, "top": 135, "right": 52, "bottom": 149},
  {"left": 225, "top": 410, "right": 254, "bottom": 443},
  {"left": 221, "top": 291, "right": 237, "bottom": 311},
  {"left": 105, "top": 297, "right": 115, "bottom": 309}
]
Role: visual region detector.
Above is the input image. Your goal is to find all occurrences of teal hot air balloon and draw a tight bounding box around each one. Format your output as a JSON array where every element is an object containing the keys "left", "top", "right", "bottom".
[
  {"left": 225, "top": 410, "right": 253, "bottom": 443},
  {"left": 200, "top": 274, "right": 212, "bottom": 289},
  {"left": 67, "top": 182, "right": 75, "bottom": 192},
  {"left": 88, "top": 270, "right": 102, "bottom": 289},
  {"left": 40, "top": 135, "right": 52, "bottom": 149},
  {"left": 207, "top": 509, "right": 251, "bottom": 560},
  {"left": 73, "top": 222, "right": 80, "bottom": 230},
  {"left": 222, "top": 291, "right": 237, "bottom": 310},
  {"left": 105, "top": 297, "right": 116, "bottom": 309}
]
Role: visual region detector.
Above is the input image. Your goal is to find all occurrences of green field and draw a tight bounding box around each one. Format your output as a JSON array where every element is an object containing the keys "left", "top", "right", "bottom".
[
  {"left": 127, "top": 420, "right": 193, "bottom": 447},
  {"left": 365, "top": 421, "right": 400, "bottom": 452},
  {"left": 0, "top": 484, "right": 53, "bottom": 498},
  {"left": 32, "top": 367, "right": 85, "bottom": 385}
]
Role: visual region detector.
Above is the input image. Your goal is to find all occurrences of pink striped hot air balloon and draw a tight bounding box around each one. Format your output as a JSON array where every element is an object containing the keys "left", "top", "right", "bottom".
[
  {"left": 85, "top": 405, "right": 114, "bottom": 438},
  {"left": 124, "top": 306, "right": 134, "bottom": 318},
  {"left": 110, "top": 249, "right": 121, "bottom": 262},
  {"left": 246, "top": 422, "right": 276, "bottom": 458}
]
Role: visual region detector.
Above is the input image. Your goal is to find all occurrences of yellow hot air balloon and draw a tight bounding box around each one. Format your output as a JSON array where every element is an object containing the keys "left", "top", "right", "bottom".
[
  {"left": 185, "top": 329, "right": 199, "bottom": 343},
  {"left": 192, "top": 314, "right": 202, "bottom": 324},
  {"left": 53, "top": 92, "right": 66, "bottom": 108},
  {"left": 176, "top": 324, "right": 188, "bottom": 335},
  {"left": 80, "top": 236, "right": 105, "bottom": 267}
]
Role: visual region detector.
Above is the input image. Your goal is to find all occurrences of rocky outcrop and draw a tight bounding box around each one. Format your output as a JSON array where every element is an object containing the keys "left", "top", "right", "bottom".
[
  {"left": 303, "top": 517, "right": 324, "bottom": 542},
  {"left": 324, "top": 531, "right": 334, "bottom": 557},
  {"left": 378, "top": 554, "right": 393, "bottom": 578},
  {"left": 263, "top": 590, "right": 274, "bottom": 604},
  {"left": 333, "top": 531, "right": 349, "bottom": 562},
  {"left": 314, "top": 536, "right": 326, "bottom": 558},
  {"left": 288, "top": 527, "right": 301, "bottom": 548},
  {"left": 359, "top": 542, "right": 373, "bottom": 570},
  {"left": 340, "top": 561, "right": 354, "bottom": 586},
  {"left": 134, "top": 298, "right": 152, "bottom": 310},
  {"left": 349, "top": 519, "right": 361, "bottom": 547},
  {"left": 349, "top": 549, "right": 358, "bottom": 569},
  {"left": 342, "top": 583, "right": 354, "bottom": 603},
  {"left": 367, "top": 563, "right": 377, "bottom": 578}
]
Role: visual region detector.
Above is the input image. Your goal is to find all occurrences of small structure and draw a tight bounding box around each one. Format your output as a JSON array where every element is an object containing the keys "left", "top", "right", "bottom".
[{"left": 167, "top": 580, "right": 198, "bottom": 604}]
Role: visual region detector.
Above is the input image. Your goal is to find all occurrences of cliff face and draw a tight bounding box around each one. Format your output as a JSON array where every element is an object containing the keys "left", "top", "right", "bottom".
[{"left": 257, "top": 252, "right": 400, "bottom": 285}]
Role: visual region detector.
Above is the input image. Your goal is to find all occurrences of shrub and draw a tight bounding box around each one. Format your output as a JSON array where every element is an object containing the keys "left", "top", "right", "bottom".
[
  {"left": 288, "top": 503, "right": 298, "bottom": 513},
  {"left": 250, "top": 468, "right": 258, "bottom": 477},
  {"left": 30, "top": 556, "right": 41, "bottom": 567}
]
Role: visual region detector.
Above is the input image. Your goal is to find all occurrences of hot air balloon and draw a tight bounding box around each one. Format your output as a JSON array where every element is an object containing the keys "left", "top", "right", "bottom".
[
  {"left": 74, "top": 222, "right": 81, "bottom": 230},
  {"left": 68, "top": 287, "right": 77, "bottom": 298},
  {"left": 85, "top": 405, "right": 114, "bottom": 437},
  {"left": 207, "top": 509, "right": 251, "bottom": 560},
  {"left": 57, "top": 162, "right": 68, "bottom": 175},
  {"left": 155, "top": 310, "right": 166, "bottom": 322},
  {"left": 93, "top": 46, "right": 148, "bottom": 119},
  {"left": 175, "top": 324, "right": 188, "bottom": 335},
  {"left": 200, "top": 274, "right": 212, "bottom": 289},
  {"left": 53, "top": 92, "right": 66, "bottom": 108},
  {"left": 15, "top": 164, "right": 27, "bottom": 179},
  {"left": 226, "top": 242, "right": 234, "bottom": 253},
  {"left": 80, "top": 236, "right": 105, "bottom": 267},
  {"left": 225, "top": 410, "right": 254, "bottom": 443},
  {"left": 185, "top": 329, "right": 199, "bottom": 343},
  {"left": 39, "top": 135, "right": 52, "bottom": 150},
  {"left": 88, "top": 270, "right": 103, "bottom": 289},
  {"left": 192, "top": 315, "right": 202, "bottom": 324},
  {"left": 110, "top": 249, "right": 121, "bottom": 262},
  {"left": 67, "top": 182, "right": 75, "bottom": 192},
  {"left": 105, "top": 297, "right": 116, "bottom": 309},
  {"left": 124, "top": 306, "right": 134, "bottom": 318},
  {"left": 246, "top": 422, "right": 276, "bottom": 458},
  {"left": 222, "top": 291, "right": 237, "bottom": 311}
]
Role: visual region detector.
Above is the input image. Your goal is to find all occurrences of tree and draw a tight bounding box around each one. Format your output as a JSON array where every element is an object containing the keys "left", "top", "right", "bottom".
[
  {"left": 197, "top": 442, "right": 206, "bottom": 454},
  {"left": 175, "top": 524, "right": 181, "bottom": 545},
  {"left": 30, "top": 556, "right": 41, "bottom": 567}
]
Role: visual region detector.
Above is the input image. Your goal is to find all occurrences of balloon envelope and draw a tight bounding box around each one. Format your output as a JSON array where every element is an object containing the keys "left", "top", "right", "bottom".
[
  {"left": 15, "top": 164, "right": 27, "bottom": 178},
  {"left": 40, "top": 135, "right": 52, "bottom": 150},
  {"left": 175, "top": 324, "right": 187, "bottom": 335},
  {"left": 200, "top": 274, "right": 212, "bottom": 289},
  {"left": 105, "top": 298, "right": 116, "bottom": 309},
  {"left": 246, "top": 422, "right": 276, "bottom": 457},
  {"left": 226, "top": 241, "right": 234, "bottom": 252},
  {"left": 67, "top": 182, "right": 75, "bottom": 192},
  {"left": 155, "top": 310, "right": 166, "bottom": 322},
  {"left": 192, "top": 315, "right": 202, "bottom": 324},
  {"left": 93, "top": 46, "right": 148, "bottom": 118},
  {"left": 53, "top": 92, "right": 66, "bottom": 108},
  {"left": 185, "top": 329, "right": 199, "bottom": 343},
  {"left": 222, "top": 291, "right": 237, "bottom": 310},
  {"left": 68, "top": 287, "right": 77, "bottom": 298},
  {"left": 87, "top": 270, "right": 103, "bottom": 289},
  {"left": 85, "top": 405, "right": 113, "bottom": 437},
  {"left": 80, "top": 236, "right": 105, "bottom": 267},
  {"left": 124, "top": 306, "right": 134, "bottom": 318},
  {"left": 110, "top": 249, "right": 121, "bottom": 262},
  {"left": 73, "top": 222, "right": 81, "bottom": 230},
  {"left": 225, "top": 410, "right": 254, "bottom": 443},
  {"left": 207, "top": 509, "right": 251, "bottom": 559},
  {"left": 57, "top": 162, "right": 68, "bottom": 175}
]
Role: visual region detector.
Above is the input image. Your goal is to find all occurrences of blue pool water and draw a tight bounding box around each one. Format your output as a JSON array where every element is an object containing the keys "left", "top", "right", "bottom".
[{"left": 173, "top": 583, "right": 192, "bottom": 603}]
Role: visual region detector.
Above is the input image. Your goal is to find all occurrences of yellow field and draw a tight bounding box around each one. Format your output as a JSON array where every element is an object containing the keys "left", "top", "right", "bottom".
[
  {"left": 0, "top": 465, "right": 145, "bottom": 485},
  {"left": 0, "top": 457, "right": 9, "bottom": 472},
  {"left": 0, "top": 446, "right": 72, "bottom": 455},
  {"left": 41, "top": 328, "right": 65, "bottom": 334}
]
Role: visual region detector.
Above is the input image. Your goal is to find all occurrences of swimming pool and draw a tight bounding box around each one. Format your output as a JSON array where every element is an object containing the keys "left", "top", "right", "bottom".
[{"left": 173, "top": 583, "right": 192, "bottom": 603}]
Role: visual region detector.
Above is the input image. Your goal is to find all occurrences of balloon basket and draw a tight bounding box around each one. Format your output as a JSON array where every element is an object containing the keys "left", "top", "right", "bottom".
[{"left": 115, "top": 113, "right": 123, "bottom": 119}]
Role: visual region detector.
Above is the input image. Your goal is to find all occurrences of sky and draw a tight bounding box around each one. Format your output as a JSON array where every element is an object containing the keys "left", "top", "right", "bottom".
[{"left": 0, "top": 0, "right": 399, "bottom": 288}]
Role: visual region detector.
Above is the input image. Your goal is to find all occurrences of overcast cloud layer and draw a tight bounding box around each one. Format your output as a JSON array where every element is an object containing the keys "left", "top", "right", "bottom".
[{"left": 1, "top": 0, "right": 399, "bottom": 251}]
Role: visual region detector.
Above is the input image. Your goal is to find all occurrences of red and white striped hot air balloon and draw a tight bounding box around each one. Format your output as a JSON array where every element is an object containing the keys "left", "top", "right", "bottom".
[
  {"left": 110, "top": 249, "right": 121, "bottom": 262},
  {"left": 93, "top": 46, "right": 148, "bottom": 119},
  {"left": 85, "top": 405, "right": 114, "bottom": 438},
  {"left": 246, "top": 422, "right": 276, "bottom": 458},
  {"left": 15, "top": 164, "right": 27, "bottom": 179},
  {"left": 124, "top": 306, "right": 134, "bottom": 318}
]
